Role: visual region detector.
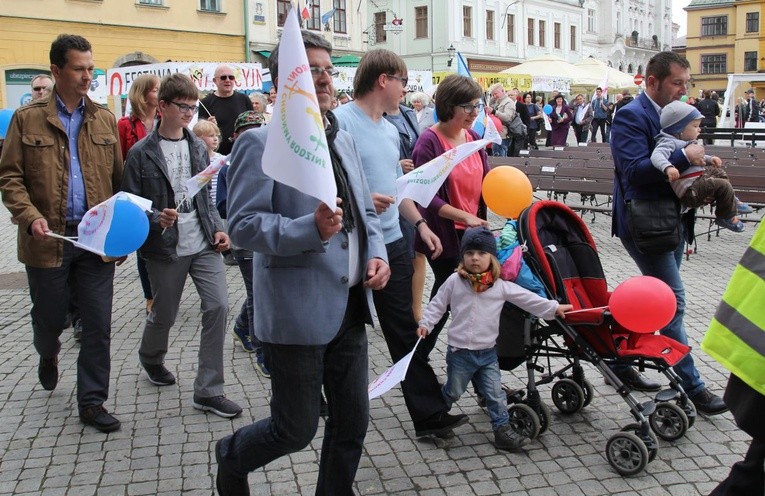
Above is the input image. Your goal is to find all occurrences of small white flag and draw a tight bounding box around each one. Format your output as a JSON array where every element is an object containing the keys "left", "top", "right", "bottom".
[
  {"left": 369, "top": 339, "right": 420, "bottom": 400},
  {"left": 395, "top": 139, "right": 490, "bottom": 208},
  {"left": 262, "top": 7, "right": 336, "bottom": 209},
  {"left": 185, "top": 154, "right": 227, "bottom": 201}
]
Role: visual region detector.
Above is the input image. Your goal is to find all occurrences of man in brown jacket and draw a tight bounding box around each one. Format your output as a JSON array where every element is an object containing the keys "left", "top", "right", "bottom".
[{"left": 0, "top": 34, "right": 123, "bottom": 432}]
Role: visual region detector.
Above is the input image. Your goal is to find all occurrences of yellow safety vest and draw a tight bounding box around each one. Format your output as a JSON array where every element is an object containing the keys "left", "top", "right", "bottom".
[{"left": 702, "top": 222, "right": 765, "bottom": 396}]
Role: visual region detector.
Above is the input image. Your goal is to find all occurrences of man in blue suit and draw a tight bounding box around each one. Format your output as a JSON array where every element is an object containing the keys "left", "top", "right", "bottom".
[
  {"left": 611, "top": 51, "right": 727, "bottom": 415},
  {"left": 214, "top": 31, "right": 390, "bottom": 495}
]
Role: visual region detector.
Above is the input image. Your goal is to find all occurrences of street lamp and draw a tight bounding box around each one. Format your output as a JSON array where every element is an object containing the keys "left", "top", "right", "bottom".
[{"left": 447, "top": 44, "right": 456, "bottom": 67}]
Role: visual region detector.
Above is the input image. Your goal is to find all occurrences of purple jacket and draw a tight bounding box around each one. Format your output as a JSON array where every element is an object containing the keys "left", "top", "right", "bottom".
[{"left": 410, "top": 128, "right": 490, "bottom": 259}]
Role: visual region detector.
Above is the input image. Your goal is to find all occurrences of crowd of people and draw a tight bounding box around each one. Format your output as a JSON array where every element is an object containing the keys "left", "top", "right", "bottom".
[{"left": 0, "top": 30, "right": 758, "bottom": 496}]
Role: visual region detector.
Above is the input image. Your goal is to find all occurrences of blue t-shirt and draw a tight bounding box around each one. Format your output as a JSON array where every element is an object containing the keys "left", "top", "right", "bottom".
[{"left": 334, "top": 102, "right": 402, "bottom": 244}]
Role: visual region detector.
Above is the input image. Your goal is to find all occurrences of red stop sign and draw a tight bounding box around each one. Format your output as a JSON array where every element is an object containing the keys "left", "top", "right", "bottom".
[{"left": 634, "top": 74, "right": 644, "bottom": 86}]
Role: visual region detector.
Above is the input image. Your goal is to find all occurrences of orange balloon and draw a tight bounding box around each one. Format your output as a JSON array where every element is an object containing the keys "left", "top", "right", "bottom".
[{"left": 481, "top": 166, "right": 533, "bottom": 219}]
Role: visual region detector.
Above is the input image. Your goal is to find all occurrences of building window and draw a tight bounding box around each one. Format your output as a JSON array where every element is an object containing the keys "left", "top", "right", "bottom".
[
  {"left": 333, "top": 0, "right": 347, "bottom": 33},
  {"left": 701, "top": 16, "right": 727, "bottom": 36},
  {"left": 616, "top": 12, "right": 622, "bottom": 35},
  {"left": 539, "top": 20, "right": 546, "bottom": 48},
  {"left": 570, "top": 25, "right": 576, "bottom": 50},
  {"left": 306, "top": 2, "right": 321, "bottom": 30},
  {"left": 554, "top": 22, "right": 561, "bottom": 49},
  {"left": 199, "top": 0, "right": 219, "bottom": 11},
  {"left": 415, "top": 6, "right": 428, "bottom": 39},
  {"left": 277, "top": 0, "right": 290, "bottom": 26},
  {"left": 506, "top": 14, "right": 515, "bottom": 43},
  {"left": 486, "top": 10, "right": 495, "bottom": 40},
  {"left": 138, "top": 0, "right": 163, "bottom": 4},
  {"left": 746, "top": 12, "right": 759, "bottom": 33},
  {"left": 463, "top": 6, "right": 473, "bottom": 37},
  {"left": 745, "top": 51, "right": 758, "bottom": 71},
  {"left": 700, "top": 54, "right": 727, "bottom": 74},
  {"left": 374, "top": 11, "right": 387, "bottom": 43},
  {"left": 528, "top": 18, "right": 534, "bottom": 46},
  {"left": 588, "top": 9, "right": 596, "bottom": 32}
]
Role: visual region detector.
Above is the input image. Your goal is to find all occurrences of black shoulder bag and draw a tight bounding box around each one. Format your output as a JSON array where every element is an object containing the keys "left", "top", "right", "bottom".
[{"left": 615, "top": 168, "right": 681, "bottom": 255}]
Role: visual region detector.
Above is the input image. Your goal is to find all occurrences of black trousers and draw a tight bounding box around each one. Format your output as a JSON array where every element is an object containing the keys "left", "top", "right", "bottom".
[
  {"left": 710, "top": 439, "right": 765, "bottom": 496},
  {"left": 373, "top": 237, "right": 448, "bottom": 425},
  {"left": 26, "top": 224, "right": 115, "bottom": 409}
]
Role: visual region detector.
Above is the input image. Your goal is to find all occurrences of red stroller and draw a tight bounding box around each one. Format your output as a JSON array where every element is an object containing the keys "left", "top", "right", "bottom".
[{"left": 497, "top": 200, "right": 696, "bottom": 476}]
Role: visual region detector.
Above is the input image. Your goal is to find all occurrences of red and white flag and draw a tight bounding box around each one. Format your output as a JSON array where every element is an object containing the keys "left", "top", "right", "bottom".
[{"left": 301, "top": 0, "right": 311, "bottom": 19}]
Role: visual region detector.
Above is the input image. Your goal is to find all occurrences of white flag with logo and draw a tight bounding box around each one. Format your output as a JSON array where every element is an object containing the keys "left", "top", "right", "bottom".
[
  {"left": 369, "top": 339, "right": 420, "bottom": 400},
  {"left": 261, "top": 7, "right": 336, "bottom": 209},
  {"left": 395, "top": 139, "right": 490, "bottom": 207}
]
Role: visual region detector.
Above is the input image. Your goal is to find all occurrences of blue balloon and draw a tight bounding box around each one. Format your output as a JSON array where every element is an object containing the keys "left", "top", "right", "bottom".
[
  {"left": 543, "top": 104, "right": 553, "bottom": 115},
  {"left": 103, "top": 198, "right": 150, "bottom": 257},
  {"left": 0, "top": 109, "right": 14, "bottom": 139}
]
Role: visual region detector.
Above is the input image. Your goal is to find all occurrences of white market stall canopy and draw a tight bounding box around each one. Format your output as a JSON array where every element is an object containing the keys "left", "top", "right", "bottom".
[
  {"left": 573, "top": 58, "right": 639, "bottom": 92},
  {"left": 719, "top": 73, "right": 765, "bottom": 128},
  {"left": 500, "top": 54, "right": 593, "bottom": 93}
]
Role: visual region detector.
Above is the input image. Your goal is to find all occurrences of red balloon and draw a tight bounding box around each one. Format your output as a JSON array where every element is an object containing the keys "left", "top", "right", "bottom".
[{"left": 609, "top": 276, "right": 677, "bottom": 333}]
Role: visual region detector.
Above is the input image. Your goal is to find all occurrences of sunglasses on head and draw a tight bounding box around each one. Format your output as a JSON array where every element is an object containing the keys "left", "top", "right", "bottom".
[{"left": 218, "top": 75, "right": 236, "bottom": 81}]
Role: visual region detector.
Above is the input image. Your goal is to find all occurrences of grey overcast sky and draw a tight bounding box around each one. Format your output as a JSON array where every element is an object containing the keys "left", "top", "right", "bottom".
[{"left": 674, "top": 0, "right": 692, "bottom": 37}]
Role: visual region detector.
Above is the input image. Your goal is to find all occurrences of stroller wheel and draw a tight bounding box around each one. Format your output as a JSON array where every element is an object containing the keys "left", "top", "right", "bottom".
[
  {"left": 551, "top": 378, "right": 586, "bottom": 414},
  {"left": 678, "top": 399, "right": 696, "bottom": 429},
  {"left": 507, "top": 403, "right": 541, "bottom": 440},
  {"left": 606, "top": 432, "right": 649, "bottom": 476},
  {"left": 649, "top": 402, "right": 689, "bottom": 441},
  {"left": 581, "top": 379, "right": 595, "bottom": 408},
  {"left": 522, "top": 400, "right": 552, "bottom": 434},
  {"left": 621, "top": 423, "right": 659, "bottom": 463}
]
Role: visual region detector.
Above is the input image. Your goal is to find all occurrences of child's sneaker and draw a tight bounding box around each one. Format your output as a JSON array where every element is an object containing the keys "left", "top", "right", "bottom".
[
  {"left": 232, "top": 325, "right": 255, "bottom": 352},
  {"left": 494, "top": 424, "right": 530, "bottom": 451},
  {"left": 715, "top": 217, "right": 745, "bottom": 233},
  {"left": 254, "top": 347, "right": 271, "bottom": 378},
  {"left": 736, "top": 199, "right": 754, "bottom": 214}
]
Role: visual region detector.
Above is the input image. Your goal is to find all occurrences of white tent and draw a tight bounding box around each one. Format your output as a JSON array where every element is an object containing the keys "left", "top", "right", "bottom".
[
  {"left": 719, "top": 73, "right": 765, "bottom": 127},
  {"left": 573, "top": 58, "right": 639, "bottom": 92},
  {"left": 500, "top": 54, "right": 592, "bottom": 92}
]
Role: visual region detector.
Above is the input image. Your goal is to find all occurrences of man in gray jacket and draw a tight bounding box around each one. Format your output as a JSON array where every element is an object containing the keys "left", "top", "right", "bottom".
[{"left": 214, "top": 31, "right": 390, "bottom": 495}]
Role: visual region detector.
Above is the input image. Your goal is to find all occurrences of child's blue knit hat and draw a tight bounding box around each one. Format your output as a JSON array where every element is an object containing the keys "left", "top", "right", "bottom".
[
  {"left": 660, "top": 100, "right": 703, "bottom": 136},
  {"left": 460, "top": 226, "right": 497, "bottom": 257}
]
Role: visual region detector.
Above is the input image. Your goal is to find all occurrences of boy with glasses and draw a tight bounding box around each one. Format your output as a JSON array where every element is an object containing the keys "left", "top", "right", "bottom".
[
  {"left": 121, "top": 73, "right": 242, "bottom": 419},
  {"left": 198, "top": 64, "right": 253, "bottom": 155}
]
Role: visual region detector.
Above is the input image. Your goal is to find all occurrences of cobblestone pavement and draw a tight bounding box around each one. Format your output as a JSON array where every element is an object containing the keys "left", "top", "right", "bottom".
[{"left": 0, "top": 196, "right": 756, "bottom": 496}]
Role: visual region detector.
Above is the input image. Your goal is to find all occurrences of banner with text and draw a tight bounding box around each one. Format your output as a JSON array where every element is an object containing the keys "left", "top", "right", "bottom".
[
  {"left": 433, "top": 71, "right": 533, "bottom": 92},
  {"left": 107, "top": 62, "right": 264, "bottom": 97}
]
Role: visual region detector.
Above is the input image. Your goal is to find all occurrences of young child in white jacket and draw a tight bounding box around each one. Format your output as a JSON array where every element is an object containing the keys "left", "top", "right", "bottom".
[{"left": 417, "top": 226, "right": 572, "bottom": 451}]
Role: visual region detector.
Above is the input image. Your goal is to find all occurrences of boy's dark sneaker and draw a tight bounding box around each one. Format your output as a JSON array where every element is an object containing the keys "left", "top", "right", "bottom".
[
  {"left": 143, "top": 363, "right": 176, "bottom": 386},
  {"left": 193, "top": 395, "right": 242, "bottom": 419},
  {"left": 494, "top": 424, "right": 530, "bottom": 451},
  {"left": 232, "top": 325, "right": 255, "bottom": 353},
  {"left": 254, "top": 348, "right": 270, "bottom": 378},
  {"left": 72, "top": 318, "right": 83, "bottom": 341}
]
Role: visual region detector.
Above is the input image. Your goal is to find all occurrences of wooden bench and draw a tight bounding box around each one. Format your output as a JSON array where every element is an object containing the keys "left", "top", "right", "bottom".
[{"left": 699, "top": 127, "right": 765, "bottom": 147}]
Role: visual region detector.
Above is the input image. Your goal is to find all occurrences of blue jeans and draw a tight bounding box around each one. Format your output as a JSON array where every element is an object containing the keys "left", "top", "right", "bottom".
[
  {"left": 234, "top": 257, "right": 262, "bottom": 348},
  {"left": 619, "top": 234, "right": 705, "bottom": 397},
  {"left": 492, "top": 138, "right": 510, "bottom": 157},
  {"left": 217, "top": 285, "right": 369, "bottom": 495},
  {"left": 443, "top": 347, "right": 509, "bottom": 430}
]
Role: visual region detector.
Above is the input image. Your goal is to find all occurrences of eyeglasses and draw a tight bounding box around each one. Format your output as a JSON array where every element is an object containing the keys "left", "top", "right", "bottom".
[
  {"left": 386, "top": 74, "right": 409, "bottom": 87},
  {"left": 168, "top": 101, "right": 199, "bottom": 114},
  {"left": 456, "top": 102, "right": 485, "bottom": 114},
  {"left": 309, "top": 66, "right": 339, "bottom": 78},
  {"left": 32, "top": 86, "right": 49, "bottom": 92},
  {"left": 217, "top": 75, "right": 236, "bottom": 81}
]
